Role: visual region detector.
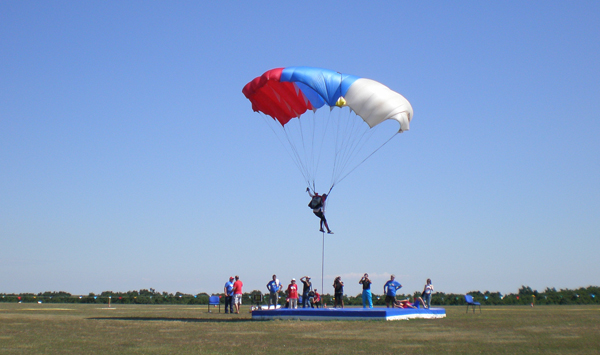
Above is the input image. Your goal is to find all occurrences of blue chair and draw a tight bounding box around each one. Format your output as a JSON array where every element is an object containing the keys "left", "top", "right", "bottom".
[
  {"left": 208, "top": 295, "right": 221, "bottom": 313},
  {"left": 464, "top": 294, "right": 481, "bottom": 313}
]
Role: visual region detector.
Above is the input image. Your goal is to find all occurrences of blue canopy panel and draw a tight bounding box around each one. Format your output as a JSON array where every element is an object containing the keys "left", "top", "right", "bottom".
[{"left": 280, "top": 67, "right": 360, "bottom": 107}]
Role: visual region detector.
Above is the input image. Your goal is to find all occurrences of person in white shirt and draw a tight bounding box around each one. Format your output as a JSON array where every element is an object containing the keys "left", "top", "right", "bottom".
[{"left": 423, "top": 278, "right": 434, "bottom": 309}]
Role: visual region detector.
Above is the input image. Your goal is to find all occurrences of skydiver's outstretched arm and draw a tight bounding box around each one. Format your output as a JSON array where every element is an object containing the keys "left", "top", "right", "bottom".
[{"left": 306, "top": 187, "right": 314, "bottom": 198}]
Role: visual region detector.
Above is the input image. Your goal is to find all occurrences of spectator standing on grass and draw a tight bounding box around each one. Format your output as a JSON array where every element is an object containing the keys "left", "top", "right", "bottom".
[
  {"left": 422, "top": 278, "right": 434, "bottom": 309},
  {"left": 232, "top": 275, "right": 243, "bottom": 314},
  {"left": 287, "top": 278, "right": 299, "bottom": 309},
  {"left": 266, "top": 275, "right": 282, "bottom": 309},
  {"left": 300, "top": 276, "right": 312, "bottom": 308},
  {"left": 333, "top": 276, "right": 344, "bottom": 308},
  {"left": 383, "top": 275, "right": 402, "bottom": 308},
  {"left": 223, "top": 276, "right": 234, "bottom": 314},
  {"left": 359, "top": 273, "right": 373, "bottom": 308}
]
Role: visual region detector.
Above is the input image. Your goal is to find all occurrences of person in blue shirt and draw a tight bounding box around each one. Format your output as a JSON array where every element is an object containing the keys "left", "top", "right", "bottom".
[
  {"left": 383, "top": 274, "right": 402, "bottom": 308},
  {"left": 266, "top": 275, "right": 282, "bottom": 309},
  {"left": 223, "top": 276, "right": 235, "bottom": 314}
]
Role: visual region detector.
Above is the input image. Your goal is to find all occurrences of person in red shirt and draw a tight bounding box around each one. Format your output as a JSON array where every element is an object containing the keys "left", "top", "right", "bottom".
[
  {"left": 286, "top": 278, "right": 299, "bottom": 309},
  {"left": 232, "top": 275, "right": 243, "bottom": 314}
]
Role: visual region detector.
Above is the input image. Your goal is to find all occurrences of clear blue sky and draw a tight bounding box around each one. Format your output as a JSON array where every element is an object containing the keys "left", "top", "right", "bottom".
[{"left": 2, "top": 1, "right": 599, "bottom": 297}]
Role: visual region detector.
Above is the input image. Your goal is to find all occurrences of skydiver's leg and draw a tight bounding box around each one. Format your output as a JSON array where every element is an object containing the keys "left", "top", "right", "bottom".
[
  {"left": 315, "top": 211, "right": 325, "bottom": 232},
  {"left": 322, "top": 215, "right": 332, "bottom": 234}
]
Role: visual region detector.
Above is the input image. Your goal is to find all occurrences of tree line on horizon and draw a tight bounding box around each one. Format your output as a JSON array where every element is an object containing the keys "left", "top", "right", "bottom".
[{"left": 2, "top": 285, "right": 598, "bottom": 306}]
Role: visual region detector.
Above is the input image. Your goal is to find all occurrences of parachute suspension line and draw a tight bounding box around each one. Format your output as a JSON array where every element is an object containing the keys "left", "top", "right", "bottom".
[
  {"left": 329, "top": 108, "right": 374, "bottom": 188},
  {"left": 334, "top": 71, "right": 360, "bottom": 186},
  {"left": 339, "top": 110, "right": 366, "bottom": 180},
  {"left": 297, "top": 108, "right": 325, "bottom": 191},
  {"left": 340, "top": 127, "right": 390, "bottom": 182},
  {"left": 312, "top": 112, "right": 322, "bottom": 191},
  {"left": 331, "top": 108, "right": 361, "bottom": 184},
  {"left": 328, "top": 109, "right": 341, "bottom": 189},
  {"left": 283, "top": 123, "right": 313, "bottom": 188},
  {"left": 327, "top": 72, "right": 345, "bottom": 191},
  {"left": 335, "top": 131, "right": 399, "bottom": 186},
  {"left": 305, "top": 109, "right": 323, "bottom": 191},
  {"left": 316, "top": 109, "right": 333, "bottom": 192},
  {"left": 330, "top": 107, "right": 347, "bottom": 190},
  {"left": 259, "top": 113, "right": 311, "bottom": 188},
  {"left": 329, "top": 108, "right": 344, "bottom": 188},
  {"left": 334, "top": 114, "right": 380, "bottom": 184},
  {"left": 307, "top": 111, "right": 316, "bottom": 187},
  {"left": 295, "top": 114, "right": 313, "bottom": 187}
]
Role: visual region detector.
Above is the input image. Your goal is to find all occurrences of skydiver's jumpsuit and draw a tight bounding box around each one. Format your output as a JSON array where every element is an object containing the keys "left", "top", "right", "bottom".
[{"left": 308, "top": 191, "right": 330, "bottom": 233}]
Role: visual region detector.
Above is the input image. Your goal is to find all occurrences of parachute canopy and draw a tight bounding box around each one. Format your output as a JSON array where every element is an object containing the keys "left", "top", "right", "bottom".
[
  {"left": 242, "top": 67, "right": 413, "bottom": 192},
  {"left": 242, "top": 67, "right": 413, "bottom": 132}
]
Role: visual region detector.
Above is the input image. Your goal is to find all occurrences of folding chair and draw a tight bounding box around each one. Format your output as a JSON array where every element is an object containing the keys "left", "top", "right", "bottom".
[
  {"left": 208, "top": 295, "right": 221, "bottom": 313},
  {"left": 464, "top": 294, "right": 481, "bottom": 313}
]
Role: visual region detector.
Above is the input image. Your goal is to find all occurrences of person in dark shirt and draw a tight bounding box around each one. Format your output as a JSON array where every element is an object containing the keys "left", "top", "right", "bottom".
[
  {"left": 359, "top": 273, "right": 373, "bottom": 308},
  {"left": 300, "top": 276, "right": 312, "bottom": 308},
  {"left": 333, "top": 276, "right": 344, "bottom": 308}
]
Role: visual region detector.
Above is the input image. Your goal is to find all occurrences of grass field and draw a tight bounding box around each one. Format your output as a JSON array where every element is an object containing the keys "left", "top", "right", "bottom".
[{"left": 1, "top": 303, "right": 599, "bottom": 354}]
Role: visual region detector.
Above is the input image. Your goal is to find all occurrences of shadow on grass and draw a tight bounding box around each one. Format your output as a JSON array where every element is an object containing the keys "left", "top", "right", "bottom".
[{"left": 88, "top": 316, "right": 255, "bottom": 323}]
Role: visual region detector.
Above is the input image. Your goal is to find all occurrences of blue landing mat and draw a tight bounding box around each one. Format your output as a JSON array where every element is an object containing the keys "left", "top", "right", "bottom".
[{"left": 252, "top": 307, "right": 446, "bottom": 321}]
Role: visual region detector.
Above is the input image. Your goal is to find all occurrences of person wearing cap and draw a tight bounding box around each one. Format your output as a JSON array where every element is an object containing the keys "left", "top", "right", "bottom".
[
  {"left": 286, "top": 278, "right": 299, "bottom": 309},
  {"left": 300, "top": 276, "right": 312, "bottom": 308},
  {"left": 223, "top": 276, "right": 235, "bottom": 314},
  {"left": 383, "top": 274, "right": 402, "bottom": 308},
  {"left": 266, "top": 274, "right": 282, "bottom": 309}
]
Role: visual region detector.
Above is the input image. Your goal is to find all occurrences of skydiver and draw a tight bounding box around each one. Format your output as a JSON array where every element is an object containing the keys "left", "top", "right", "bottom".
[{"left": 307, "top": 188, "right": 333, "bottom": 234}]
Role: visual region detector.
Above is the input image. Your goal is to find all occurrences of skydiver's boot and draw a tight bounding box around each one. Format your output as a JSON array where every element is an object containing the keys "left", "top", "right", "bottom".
[{"left": 324, "top": 221, "right": 332, "bottom": 234}]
